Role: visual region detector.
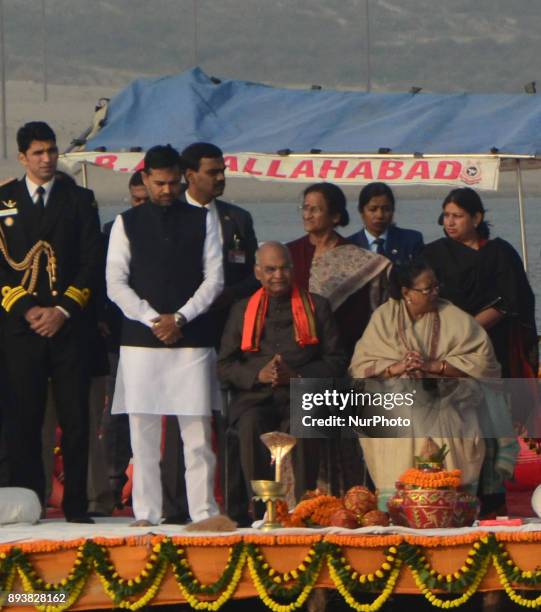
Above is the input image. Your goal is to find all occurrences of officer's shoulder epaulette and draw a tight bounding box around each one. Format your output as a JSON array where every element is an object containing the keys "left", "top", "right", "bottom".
[
  {"left": 0, "top": 178, "right": 19, "bottom": 208},
  {"left": 0, "top": 177, "right": 17, "bottom": 188},
  {"left": 0, "top": 177, "right": 18, "bottom": 195}
]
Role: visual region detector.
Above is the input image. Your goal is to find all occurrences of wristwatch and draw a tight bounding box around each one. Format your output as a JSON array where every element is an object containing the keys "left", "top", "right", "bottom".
[{"left": 174, "top": 312, "right": 187, "bottom": 328}]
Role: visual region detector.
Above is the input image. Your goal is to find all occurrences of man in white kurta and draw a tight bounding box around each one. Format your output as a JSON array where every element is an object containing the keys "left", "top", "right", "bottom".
[{"left": 106, "top": 145, "right": 223, "bottom": 525}]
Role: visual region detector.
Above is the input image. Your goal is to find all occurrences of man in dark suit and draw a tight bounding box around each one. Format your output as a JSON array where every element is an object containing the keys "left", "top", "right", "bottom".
[
  {"left": 348, "top": 182, "right": 424, "bottom": 265},
  {"left": 0, "top": 121, "right": 102, "bottom": 523},
  {"left": 218, "top": 242, "right": 347, "bottom": 518},
  {"left": 161, "top": 142, "right": 258, "bottom": 525}
]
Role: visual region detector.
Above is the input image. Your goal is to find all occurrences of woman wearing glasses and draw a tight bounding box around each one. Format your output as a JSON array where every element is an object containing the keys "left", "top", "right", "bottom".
[
  {"left": 287, "top": 182, "right": 390, "bottom": 358},
  {"left": 349, "top": 259, "right": 503, "bottom": 509},
  {"left": 286, "top": 182, "right": 390, "bottom": 495},
  {"left": 423, "top": 187, "right": 537, "bottom": 516}
]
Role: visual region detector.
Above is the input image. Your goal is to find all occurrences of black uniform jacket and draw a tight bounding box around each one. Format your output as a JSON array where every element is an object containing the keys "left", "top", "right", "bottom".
[{"left": 0, "top": 177, "right": 102, "bottom": 327}]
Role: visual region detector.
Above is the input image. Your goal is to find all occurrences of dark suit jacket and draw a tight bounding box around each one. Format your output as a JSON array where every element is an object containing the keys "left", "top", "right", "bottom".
[
  {"left": 217, "top": 293, "right": 347, "bottom": 423},
  {"left": 214, "top": 198, "right": 259, "bottom": 299},
  {"left": 179, "top": 194, "right": 260, "bottom": 347},
  {"left": 102, "top": 219, "right": 114, "bottom": 242},
  {"left": 0, "top": 177, "right": 102, "bottom": 325},
  {"left": 347, "top": 225, "right": 424, "bottom": 265},
  {"left": 178, "top": 195, "right": 259, "bottom": 296}
]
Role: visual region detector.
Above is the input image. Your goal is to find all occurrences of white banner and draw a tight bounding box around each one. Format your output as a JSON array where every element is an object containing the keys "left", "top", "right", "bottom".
[{"left": 61, "top": 152, "right": 501, "bottom": 190}]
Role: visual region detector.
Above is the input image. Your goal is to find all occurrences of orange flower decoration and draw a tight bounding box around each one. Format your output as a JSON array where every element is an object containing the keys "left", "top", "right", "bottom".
[
  {"left": 276, "top": 500, "right": 290, "bottom": 524},
  {"left": 311, "top": 500, "right": 344, "bottom": 526},
  {"left": 399, "top": 468, "right": 462, "bottom": 489},
  {"left": 280, "top": 495, "right": 343, "bottom": 527}
]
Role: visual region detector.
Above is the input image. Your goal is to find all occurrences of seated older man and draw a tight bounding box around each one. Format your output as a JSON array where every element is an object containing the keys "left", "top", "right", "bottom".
[{"left": 218, "top": 242, "right": 347, "bottom": 516}]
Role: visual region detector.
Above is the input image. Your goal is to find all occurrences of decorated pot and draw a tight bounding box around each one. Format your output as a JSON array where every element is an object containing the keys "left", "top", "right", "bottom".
[
  {"left": 387, "top": 491, "right": 407, "bottom": 526},
  {"left": 387, "top": 486, "right": 479, "bottom": 529},
  {"left": 401, "top": 488, "right": 456, "bottom": 529}
]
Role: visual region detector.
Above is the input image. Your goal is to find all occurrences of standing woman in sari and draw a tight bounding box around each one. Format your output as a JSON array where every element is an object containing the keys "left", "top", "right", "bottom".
[
  {"left": 423, "top": 188, "right": 536, "bottom": 513},
  {"left": 423, "top": 188, "right": 537, "bottom": 379},
  {"left": 287, "top": 182, "right": 390, "bottom": 495},
  {"left": 287, "top": 182, "right": 390, "bottom": 357}
]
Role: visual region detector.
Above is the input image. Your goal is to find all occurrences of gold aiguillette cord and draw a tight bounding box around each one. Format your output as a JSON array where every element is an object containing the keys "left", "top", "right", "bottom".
[{"left": 0, "top": 224, "right": 57, "bottom": 295}]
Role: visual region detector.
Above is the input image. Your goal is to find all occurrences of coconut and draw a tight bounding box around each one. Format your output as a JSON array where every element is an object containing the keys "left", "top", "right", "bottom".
[
  {"left": 361, "top": 510, "right": 390, "bottom": 527},
  {"left": 330, "top": 508, "right": 359, "bottom": 529},
  {"left": 343, "top": 486, "right": 377, "bottom": 519}
]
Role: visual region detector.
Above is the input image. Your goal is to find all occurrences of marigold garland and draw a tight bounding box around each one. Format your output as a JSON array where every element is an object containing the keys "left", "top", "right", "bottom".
[
  {"left": 327, "top": 544, "right": 402, "bottom": 593},
  {"left": 325, "top": 534, "right": 404, "bottom": 548},
  {"left": 279, "top": 495, "right": 342, "bottom": 527},
  {"left": 3, "top": 533, "right": 541, "bottom": 610},
  {"left": 170, "top": 536, "right": 243, "bottom": 546},
  {"left": 311, "top": 500, "right": 344, "bottom": 526},
  {"left": 247, "top": 543, "right": 325, "bottom": 611},
  {"left": 493, "top": 554, "right": 541, "bottom": 608},
  {"left": 495, "top": 531, "right": 541, "bottom": 543},
  {"left": 399, "top": 468, "right": 462, "bottom": 489},
  {"left": 246, "top": 543, "right": 324, "bottom": 595},
  {"left": 398, "top": 537, "right": 492, "bottom": 598},
  {"left": 174, "top": 550, "right": 247, "bottom": 611},
  {"left": 0, "top": 539, "right": 87, "bottom": 555},
  {"left": 328, "top": 557, "right": 402, "bottom": 611},
  {"left": 410, "top": 556, "right": 490, "bottom": 609},
  {"left": 0, "top": 534, "right": 246, "bottom": 556},
  {"left": 275, "top": 500, "right": 290, "bottom": 525},
  {"left": 242, "top": 535, "right": 322, "bottom": 546},
  {"left": 403, "top": 532, "right": 488, "bottom": 548}
]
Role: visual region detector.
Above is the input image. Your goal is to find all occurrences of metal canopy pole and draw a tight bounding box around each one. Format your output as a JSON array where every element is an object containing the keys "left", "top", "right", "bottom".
[
  {"left": 364, "top": 0, "right": 371, "bottom": 92},
  {"left": 81, "top": 162, "right": 88, "bottom": 188},
  {"left": 515, "top": 159, "right": 529, "bottom": 272},
  {"left": 41, "top": 0, "right": 48, "bottom": 102},
  {"left": 192, "top": 0, "right": 199, "bottom": 66},
  {"left": 0, "top": 0, "right": 7, "bottom": 159}
]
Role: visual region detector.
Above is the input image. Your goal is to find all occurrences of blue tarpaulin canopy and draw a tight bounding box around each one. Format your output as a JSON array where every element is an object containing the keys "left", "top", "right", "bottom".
[
  {"left": 64, "top": 68, "right": 541, "bottom": 268},
  {"left": 82, "top": 67, "right": 541, "bottom": 156}
]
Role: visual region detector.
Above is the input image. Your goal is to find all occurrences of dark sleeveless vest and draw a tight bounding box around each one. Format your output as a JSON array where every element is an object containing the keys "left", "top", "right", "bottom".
[{"left": 120, "top": 200, "right": 213, "bottom": 348}]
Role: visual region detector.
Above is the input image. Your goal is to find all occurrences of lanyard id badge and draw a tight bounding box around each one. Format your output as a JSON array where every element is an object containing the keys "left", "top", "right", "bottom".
[{"left": 228, "top": 233, "right": 246, "bottom": 264}]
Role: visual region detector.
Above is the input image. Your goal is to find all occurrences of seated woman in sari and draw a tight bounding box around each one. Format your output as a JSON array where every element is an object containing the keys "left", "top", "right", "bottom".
[
  {"left": 349, "top": 259, "right": 507, "bottom": 509},
  {"left": 287, "top": 182, "right": 390, "bottom": 495}
]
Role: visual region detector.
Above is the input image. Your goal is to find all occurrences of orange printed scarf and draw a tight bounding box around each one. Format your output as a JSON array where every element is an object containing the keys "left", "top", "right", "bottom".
[{"left": 241, "top": 286, "right": 319, "bottom": 352}]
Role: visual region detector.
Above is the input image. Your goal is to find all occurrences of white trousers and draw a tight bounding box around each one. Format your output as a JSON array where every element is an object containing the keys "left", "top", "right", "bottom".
[{"left": 129, "top": 414, "right": 218, "bottom": 524}]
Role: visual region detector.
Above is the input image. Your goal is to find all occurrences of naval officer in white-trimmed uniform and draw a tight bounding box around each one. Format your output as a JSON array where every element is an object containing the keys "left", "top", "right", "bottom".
[{"left": 106, "top": 145, "right": 223, "bottom": 526}]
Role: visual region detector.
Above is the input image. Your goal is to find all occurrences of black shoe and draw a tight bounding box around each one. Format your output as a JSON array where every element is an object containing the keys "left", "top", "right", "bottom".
[
  {"left": 66, "top": 515, "right": 95, "bottom": 524},
  {"left": 233, "top": 516, "right": 253, "bottom": 528},
  {"left": 162, "top": 514, "right": 190, "bottom": 525}
]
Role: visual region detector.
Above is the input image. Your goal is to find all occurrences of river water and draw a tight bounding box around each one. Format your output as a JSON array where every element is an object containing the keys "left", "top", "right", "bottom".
[{"left": 100, "top": 195, "right": 541, "bottom": 328}]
